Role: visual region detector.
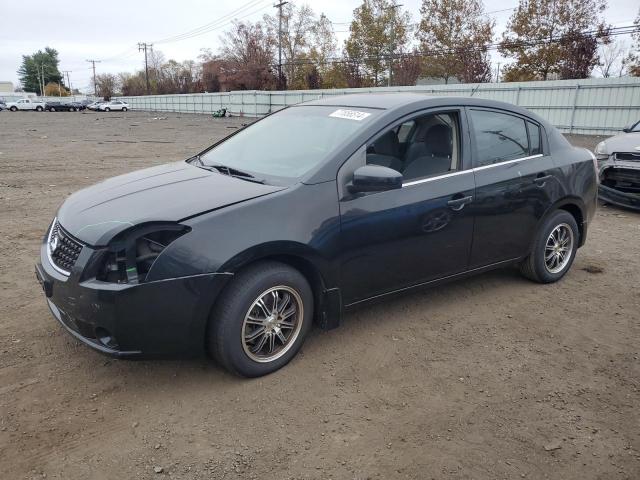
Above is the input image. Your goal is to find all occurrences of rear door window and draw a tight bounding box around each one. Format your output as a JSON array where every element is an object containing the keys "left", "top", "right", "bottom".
[
  {"left": 469, "top": 109, "right": 529, "bottom": 167},
  {"left": 527, "top": 121, "right": 542, "bottom": 155}
]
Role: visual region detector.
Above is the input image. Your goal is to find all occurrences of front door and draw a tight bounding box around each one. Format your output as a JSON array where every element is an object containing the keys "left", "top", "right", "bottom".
[{"left": 339, "top": 109, "right": 476, "bottom": 305}]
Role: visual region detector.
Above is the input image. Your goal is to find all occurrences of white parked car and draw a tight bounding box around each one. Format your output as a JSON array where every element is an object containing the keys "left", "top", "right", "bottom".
[
  {"left": 6, "top": 98, "right": 45, "bottom": 112},
  {"left": 98, "top": 100, "right": 129, "bottom": 112},
  {"left": 86, "top": 101, "right": 104, "bottom": 111}
]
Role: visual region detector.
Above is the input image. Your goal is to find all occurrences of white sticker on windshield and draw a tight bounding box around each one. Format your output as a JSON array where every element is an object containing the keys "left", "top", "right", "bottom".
[{"left": 329, "top": 109, "right": 371, "bottom": 121}]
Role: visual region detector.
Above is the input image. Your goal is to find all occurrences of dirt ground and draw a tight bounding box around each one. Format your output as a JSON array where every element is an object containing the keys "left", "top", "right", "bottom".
[{"left": 0, "top": 110, "right": 638, "bottom": 480}]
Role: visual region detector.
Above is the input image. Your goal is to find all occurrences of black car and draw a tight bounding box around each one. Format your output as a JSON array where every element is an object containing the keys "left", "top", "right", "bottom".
[
  {"left": 45, "top": 101, "right": 80, "bottom": 112},
  {"left": 35, "top": 94, "right": 598, "bottom": 377}
]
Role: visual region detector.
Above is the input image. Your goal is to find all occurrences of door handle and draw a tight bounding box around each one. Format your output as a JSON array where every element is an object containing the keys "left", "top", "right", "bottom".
[
  {"left": 534, "top": 174, "right": 553, "bottom": 186},
  {"left": 447, "top": 195, "right": 473, "bottom": 211}
]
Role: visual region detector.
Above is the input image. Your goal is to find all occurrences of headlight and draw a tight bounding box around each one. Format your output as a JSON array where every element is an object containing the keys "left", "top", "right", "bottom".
[
  {"left": 595, "top": 141, "right": 608, "bottom": 159},
  {"left": 96, "top": 223, "right": 190, "bottom": 283}
]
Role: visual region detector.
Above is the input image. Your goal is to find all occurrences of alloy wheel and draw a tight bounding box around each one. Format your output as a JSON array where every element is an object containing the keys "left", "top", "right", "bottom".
[
  {"left": 241, "top": 286, "right": 303, "bottom": 363},
  {"left": 544, "top": 223, "right": 574, "bottom": 274}
]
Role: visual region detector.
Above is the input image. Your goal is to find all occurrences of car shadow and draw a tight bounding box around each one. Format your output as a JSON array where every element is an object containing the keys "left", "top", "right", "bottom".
[{"left": 56, "top": 265, "right": 529, "bottom": 390}]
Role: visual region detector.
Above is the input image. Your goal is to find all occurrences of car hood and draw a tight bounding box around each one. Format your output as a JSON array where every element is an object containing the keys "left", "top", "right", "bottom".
[
  {"left": 602, "top": 132, "right": 640, "bottom": 153},
  {"left": 58, "top": 161, "right": 286, "bottom": 246}
]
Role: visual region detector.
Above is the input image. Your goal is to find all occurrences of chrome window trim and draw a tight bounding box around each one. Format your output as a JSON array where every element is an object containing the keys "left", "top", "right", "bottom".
[
  {"left": 402, "top": 169, "right": 471, "bottom": 187},
  {"left": 472, "top": 154, "right": 543, "bottom": 172},
  {"left": 47, "top": 218, "right": 71, "bottom": 276},
  {"left": 401, "top": 154, "right": 544, "bottom": 188}
]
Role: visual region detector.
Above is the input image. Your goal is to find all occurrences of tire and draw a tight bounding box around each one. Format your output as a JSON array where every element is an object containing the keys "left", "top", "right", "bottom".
[
  {"left": 10, "top": 106, "right": 17, "bottom": 112},
  {"left": 122, "top": 107, "right": 128, "bottom": 112},
  {"left": 50, "top": 107, "right": 56, "bottom": 112},
  {"left": 519, "top": 210, "right": 579, "bottom": 283},
  {"left": 208, "top": 261, "right": 314, "bottom": 377},
  {"left": 69, "top": 107, "right": 76, "bottom": 112},
  {"left": 105, "top": 107, "right": 110, "bottom": 112},
  {"left": 36, "top": 106, "right": 43, "bottom": 112}
]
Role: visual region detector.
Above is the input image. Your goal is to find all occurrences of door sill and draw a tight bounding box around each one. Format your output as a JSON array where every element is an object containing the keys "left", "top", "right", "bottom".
[{"left": 344, "top": 258, "right": 521, "bottom": 308}]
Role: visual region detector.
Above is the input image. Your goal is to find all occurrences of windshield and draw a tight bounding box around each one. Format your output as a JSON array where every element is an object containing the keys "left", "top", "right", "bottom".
[{"left": 199, "top": 105, "right": 378, "bottom": 180}]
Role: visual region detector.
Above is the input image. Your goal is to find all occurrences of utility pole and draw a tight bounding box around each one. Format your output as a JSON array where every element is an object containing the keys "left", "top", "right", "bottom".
[
  {"left": 385, "top": 3, "right": 402, "bottom": 87},
  {"left": 86, "top": 59, "right": 101, "bottom": 96},
  {"left": 138, "top": 42, "right": 153, "bottom": 95},
  {"left": 274, "top": 1, "right": 288, "bottom": 90},
  {"left": 40, "top": 64, "right": 45, "bottom": 97},
  {"left": 62, "top": 70, "right": 72, "bottom": 96}
]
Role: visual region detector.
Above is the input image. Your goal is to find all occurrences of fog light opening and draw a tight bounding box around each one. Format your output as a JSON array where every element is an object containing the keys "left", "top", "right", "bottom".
[{"left": 95, "top": 327, "right": 119, "bottom": 349}]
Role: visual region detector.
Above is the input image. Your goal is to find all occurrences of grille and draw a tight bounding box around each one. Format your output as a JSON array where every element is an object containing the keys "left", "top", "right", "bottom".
[
  {"left": 48, "top": 220, "right": 84, "bottom": 274},
  {"left": 616, "top": 152, "right": 640, "bottom": 162}
]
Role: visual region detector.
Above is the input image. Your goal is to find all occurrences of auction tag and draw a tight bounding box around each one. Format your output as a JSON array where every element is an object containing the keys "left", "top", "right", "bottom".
[{"left": 329, "top": 109, "right": 371, "bottom": 121}]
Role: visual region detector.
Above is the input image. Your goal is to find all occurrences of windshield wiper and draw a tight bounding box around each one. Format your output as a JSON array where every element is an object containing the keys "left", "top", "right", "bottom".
[{"left": 198, "top": 162, "right": 265, "bottom": 184}]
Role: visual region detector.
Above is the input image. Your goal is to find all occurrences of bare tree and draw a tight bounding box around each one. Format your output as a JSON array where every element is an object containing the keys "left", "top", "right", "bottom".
[
  {"left": 264, "top": 4, "right": 317, "bottom": 89},
  {"left": 625, "top": 8, "right": 640, "bottom": 76},
  {"left": 95, "top": 73, "right": 119, "bottom": 98},
  {"left": 391, "top": 52, "right": 422, "bottom": 86},
  {"left": 596, "top": 39, "right": 628, "bottom": 77},
  {"left": 219, "top": 20, "right": 277, "bottom": 90}
]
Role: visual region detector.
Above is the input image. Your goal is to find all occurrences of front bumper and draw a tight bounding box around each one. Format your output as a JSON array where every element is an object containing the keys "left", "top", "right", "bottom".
[
  {"left": 598, "top": 160, "right": 640, "bottom": 211},
  {"left": 598, "top": 184, "right": 640, "bottom": 211},
  {"left": 36, "top": 243, "right": 232, "bottom": 358}
]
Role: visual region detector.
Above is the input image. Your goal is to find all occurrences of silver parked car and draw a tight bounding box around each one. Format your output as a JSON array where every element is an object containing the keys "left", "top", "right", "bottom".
[
  {"left": 98, "top": 100, "right": 129, "bottom": 112},
  {"left": 595, "top": 120, "right": 640, "bottom": 210}
]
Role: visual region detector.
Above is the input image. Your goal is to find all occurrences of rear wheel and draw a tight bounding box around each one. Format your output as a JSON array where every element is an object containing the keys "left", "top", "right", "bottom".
[
  {"left": 50, "top": 107, "right": 56, "bottom": 112},
  {"left": 36, "top": 106, "right": 43, "bottom": 112},
  {"left": 208, "top": 261, "right": 313, "bottom": 377},
  {"left": 69, "top": 107, "right": 76, "bottom": 112},
  {"left": 104, "top": 107, "right": 110, "bottom": 112},
  {"left": 519, "top": 210, "right": 579, "bottom": 283}
]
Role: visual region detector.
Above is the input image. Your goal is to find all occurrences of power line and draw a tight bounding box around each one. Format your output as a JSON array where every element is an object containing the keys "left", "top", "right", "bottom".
[
  {"left": 152, "top": 0, "right": 270, "bottom": 44},
  {"left": 278, "top": 24, "right": 639, "bottom": 68}
]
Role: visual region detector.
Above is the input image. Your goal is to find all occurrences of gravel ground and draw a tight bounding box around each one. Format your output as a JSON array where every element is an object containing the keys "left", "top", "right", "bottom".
[{"left": 0, "top": 110, "right": 638, "bottom": 480}]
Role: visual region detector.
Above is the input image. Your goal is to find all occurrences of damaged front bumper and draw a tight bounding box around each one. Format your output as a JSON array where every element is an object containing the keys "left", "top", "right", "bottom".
[
  {"left": 598, "top": 156, "right": 640, "bottom": 211},
  {"left": 36, "top": 241, "right": 233, "bottom": 358}
]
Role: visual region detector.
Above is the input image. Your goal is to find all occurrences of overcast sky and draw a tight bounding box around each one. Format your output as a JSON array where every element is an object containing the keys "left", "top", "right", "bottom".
[{"left": 1, "top": 0, "right": 637, "bottom": 92}]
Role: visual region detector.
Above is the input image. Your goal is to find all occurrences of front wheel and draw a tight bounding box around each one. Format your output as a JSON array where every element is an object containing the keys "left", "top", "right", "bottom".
[
  {"left": 69, "top": 107, "right": 76, "bottom": 112},
  {"left": 122, "top": 107, "right": 128, "bottom": 112},
  {"left": 10, "top": 106, "right": 17, "bottom": 112},
  {"left": 519, "top": 210, "right": 579, "bottom": 283},
  {"left": 208, "top": 261, "right": 313, "bottom": 377},
  {"left": 104, "top": 107, "right": 110, "bottom": 112},
  {"left": 50, "top": 107, "right": 56, "bottom": 112}
]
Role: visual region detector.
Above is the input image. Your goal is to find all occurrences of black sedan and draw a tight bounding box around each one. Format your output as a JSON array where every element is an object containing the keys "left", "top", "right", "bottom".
[
  {"left": 45, "top": 101, "right": 80, "bottom": 112},
  {"left": 36, "top": 94, "right": 598, "bottom": 377}
]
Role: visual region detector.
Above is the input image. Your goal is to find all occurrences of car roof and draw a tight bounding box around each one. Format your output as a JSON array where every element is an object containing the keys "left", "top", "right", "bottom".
[{"left": 301, "top": 93, "right": 547, "bottom": 123}]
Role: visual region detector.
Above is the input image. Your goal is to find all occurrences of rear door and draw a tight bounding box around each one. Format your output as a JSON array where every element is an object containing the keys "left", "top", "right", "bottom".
[{"left": 467, "top": 108, "right": 556, "bottom": 267}]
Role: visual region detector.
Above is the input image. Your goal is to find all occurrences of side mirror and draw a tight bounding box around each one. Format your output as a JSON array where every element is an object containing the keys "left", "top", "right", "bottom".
[{"left": 349, "top": 165, "right": 402, "bottom": 193}]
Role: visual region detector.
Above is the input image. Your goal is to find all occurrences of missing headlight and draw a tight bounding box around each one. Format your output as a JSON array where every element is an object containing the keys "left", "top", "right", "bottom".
[{"left": 96, "top": 224, "right": 190, "bottom": 284}]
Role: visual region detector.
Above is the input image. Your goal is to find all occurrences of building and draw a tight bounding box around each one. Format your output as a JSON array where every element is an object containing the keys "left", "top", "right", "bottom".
[{"left": 0, "top": 81, "right": 15, "bottom": 93}]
